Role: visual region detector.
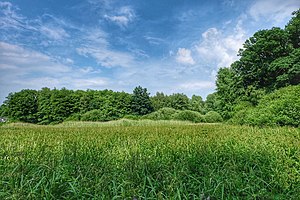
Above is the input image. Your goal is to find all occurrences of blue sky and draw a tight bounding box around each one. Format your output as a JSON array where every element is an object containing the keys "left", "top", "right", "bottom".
[{"left": 0, "top": 0, "right": 299, "bottom": 103}]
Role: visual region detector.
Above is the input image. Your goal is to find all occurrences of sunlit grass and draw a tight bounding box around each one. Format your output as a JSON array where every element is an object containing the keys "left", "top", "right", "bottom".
[{"left": 0, "top": 121, "right": 299, "bottom": 199}]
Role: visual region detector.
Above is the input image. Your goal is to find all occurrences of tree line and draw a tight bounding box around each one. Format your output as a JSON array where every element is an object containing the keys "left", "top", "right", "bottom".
[
  {"left": 0, "top": 86, "right": 219, "bottom": 124},
  {"left": 0, "top": 10, "right": 299, "bottom": 126}
]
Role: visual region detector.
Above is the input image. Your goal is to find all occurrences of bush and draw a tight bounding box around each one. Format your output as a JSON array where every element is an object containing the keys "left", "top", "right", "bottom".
[
  {"left": 65, "top": 113, "right": 82, "bottom": 121},
  {"left": 81, "top": 108, "right": 121, "bottom": 122},
  {"left": 229, "top": 101, "right": 253, "bottom": 124},
  {"left": 232, "top": 85, "right": 300, "bottom": 127},
  {"left": 123, "top": 115, "right": 140, "bottom": 120},
  {"left": 143, "top": 107, "right": 178, "bottom": 120},
  {"left": 172, "top": 110, "right": 205, "bottom": 123},
  {"left": 204, "top": 111, "right": 223, "bottom": 123}
]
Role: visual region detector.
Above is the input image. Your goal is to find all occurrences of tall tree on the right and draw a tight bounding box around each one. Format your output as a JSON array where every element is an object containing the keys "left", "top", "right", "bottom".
[
  {"left": 286, "top": 9, "right": 300, "bottom": 48},
  {"left": 232, "top": 27, "right": 293, "bottom": 90}
]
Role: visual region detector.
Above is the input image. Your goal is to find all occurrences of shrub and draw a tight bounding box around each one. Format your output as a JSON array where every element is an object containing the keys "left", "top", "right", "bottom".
[
  {"left": 123, "top": 115, "right": 140, "bottom": 120},
  {"left": 143, "top": 107, "right": 178, "bottom": 120},
  {"left": 65, "top": 113, "right": 82, "bottom": 121},
  {"left": 81, "top": 108, "right": 121, "bottom": 122},
  {"left": 229, "top": 101, "right": 253, "bottom": 124},
  {"left": 232, "top": 85, "right": 300, "bottom": 127},
  {"left": 204, "top": 111, "right": 223, "bottom": 123},
  {"left": 171, "top": 110, "right": 205, "bottom": 123}
]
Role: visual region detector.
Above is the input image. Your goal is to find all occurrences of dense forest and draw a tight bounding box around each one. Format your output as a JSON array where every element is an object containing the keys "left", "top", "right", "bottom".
[{"left": 0, "top": 10, "right": 299, "bottom": 127}]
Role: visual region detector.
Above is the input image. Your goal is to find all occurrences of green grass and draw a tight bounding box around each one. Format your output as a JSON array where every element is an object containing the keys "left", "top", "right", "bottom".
[{"left": 0, "top": 120, "right": 299, "bottom": 199}]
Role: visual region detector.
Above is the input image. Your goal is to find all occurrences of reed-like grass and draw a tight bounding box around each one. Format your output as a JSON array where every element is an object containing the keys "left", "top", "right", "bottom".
[{"left": 0, "top": 120, "right": 299, "bottom": 199}]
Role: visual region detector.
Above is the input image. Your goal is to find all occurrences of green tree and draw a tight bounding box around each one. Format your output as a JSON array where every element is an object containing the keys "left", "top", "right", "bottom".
[
  {"left": 189, "top": 95, "right": 205, "bottom": 114},
  {"left": 37, "top": 87, "right": 53, "bottom": 124},
  {"left": 270, "top": 48, "right": 300, "bottom": 88},
  {"left": 5, "top": 89, "right": 38, "bottom": 123},
  {"left": 50, "top": 88, "right": 76, "bottom": 123},
  {"left": 168, "top": 93, "right": 189, "bottom": 110},
  {"left": 234, "top": 27, "right": 293, "bottom": 90},
  {"left": 0, "top": 102, "right": 8, "bottom": 117},
  {"left": 215, "top": 67, "right": 242, "bottom": 118},
  {"left": 131, "top": 86, "right": 154, "bottom": 115},
  {"left": 286, "top": 9, "right": 300, "bottom": 48},
  {"left": 150, "top": 92, "right": 169, "bottom": 111},
  {"left": 204, "top": 93, "right": 220, "bottom": 114}
]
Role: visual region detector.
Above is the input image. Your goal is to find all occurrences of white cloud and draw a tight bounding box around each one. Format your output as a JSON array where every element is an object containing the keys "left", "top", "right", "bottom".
[
  {"left": 77, "top": 46, "right": 135, "bottom": 68},
  {"left": 104, "top": 6, "right": 135, "bottom": 28},
  {"left": 195, "top": 18, "right": 246, "bottom": 68},
  {"left": 40, "top": 25, "right": 69, "bottom": 40},
  {"left": 0, "top": 2, "right": 71, "bottom": 44},
  {"left": 71, "top": 78, "right": 108, "bottom": 88},
  {"left": 0, "top": 42, "right": 111, "bottom": 102},
  {"left": 0, "top": 42, "right": 71, "bottom": 74},
  {"left": 76, "top": 28, "right": 135, "bottom": 68},
  {"left": 79, "top": 66, "right": 101, "bottom": 74},
  {"left": 0, "top": 1, "right": 34, "bottom": 31},
  {"left": 65, "top": 58, "right": 74, "bottom": 64},
  {"left": 249, "top": 0, "right": 300, "bottom": 24},
  {"left": 176, "top": 48, "right": 195, "bottom": 65},
  {"left": 178, "top": 81, "right": 215, "bottom": 90},
  {"left": 144, "top": 36, "right": 165, "bottom": 45}
]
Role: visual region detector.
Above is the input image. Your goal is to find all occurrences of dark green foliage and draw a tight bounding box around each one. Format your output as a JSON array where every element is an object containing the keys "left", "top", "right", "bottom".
[
  {"left": 81, "top": 109, "right": 120, "bottom": 122},
  {"left": 151, "top": 92, "right": 195, "bottom": 111},
  {"left": 131, "top": 86, "right": 154, "bottom": 115},
  {"left": 215, "top": 68, "right": 240, "bottom": 118},
  {"left": 150, "top": 92, "right": 169, "bottom": 111},
  {"left": 234, "top": 27, "right": 293, "bottom": 89},
  {"left": 2, "top": 88, "right": 136, "bottom": 124},
  {"left": 204, "top": 111, "right": 223, "bottom": 123},
  {"left": 270, "top": 48, "right": 300, "bottom": 88},
  {"left": 215, "top": 11, "right": 300, "bottom": 125},
  {"left": 286, "top": 9, "right": 300, "bottom": 48},
  {"left": 0, "top": 103, "right": 8, "bottom": 118},
  {"left": 189, "top": 95, "right": 205, "bottom": 114},
  {"left": 49, "top": 88, "right": 76, "bottom": 123},
  {"left": 37, "top": 87, "right": 53, "bottom": 124},
  {"left": 172, "top": 110, "right": 205, "bottom": 123},
  {"left": 5, "top": 89, "right": 38, "bottom": 123},
  {"left": 109, "top": 91, "right": 133, "bottom": 117},
  {"left": 204, "top": 93, "right": 221, "bottom": 114},
  {"left": 168, "top": 93, "right": 189, "bottom": 110}
]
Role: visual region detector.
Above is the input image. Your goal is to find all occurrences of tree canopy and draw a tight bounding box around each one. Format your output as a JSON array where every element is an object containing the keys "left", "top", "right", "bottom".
[{"left": 215, "top": 9, "right": 300, "bottom": 123}]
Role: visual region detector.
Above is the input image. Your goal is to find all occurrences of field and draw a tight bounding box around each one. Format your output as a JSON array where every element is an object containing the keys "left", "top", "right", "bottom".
[{"left": 0, "top": 120, "right": 299, "bottom": 199}]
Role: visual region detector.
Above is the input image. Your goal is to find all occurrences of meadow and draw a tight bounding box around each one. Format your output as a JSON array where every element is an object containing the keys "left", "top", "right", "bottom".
[{"left": 0, "top": 120, "right": 299, "bottom": 199}]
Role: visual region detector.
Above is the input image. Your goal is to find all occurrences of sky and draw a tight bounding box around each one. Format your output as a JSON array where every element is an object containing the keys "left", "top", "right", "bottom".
[{"left": 0, "top": 0, "right": 299, "bottom": 103}]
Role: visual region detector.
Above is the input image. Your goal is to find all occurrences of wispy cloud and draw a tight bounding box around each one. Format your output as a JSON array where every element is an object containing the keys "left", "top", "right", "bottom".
[
  {"left": 0, "top": 41, "right": 110, "bottom": 102},
  {"left": 0, "top": 42, "right": 71, "bottom": 74},
  {"left": 176, "top": 48, "right": 195, "bottom": 65},
  {"left": 40, "top": 25, "right": 69, "bottom": 40},
  {"left": 249, "top": 0, "right": 300, "bottom": 25},
  {"left": 0, "top": 2, "right": 71, "bottom": 44},
  {"left": 178, "top": 81, "right": 215, "bottom": 90},
  {"left": 104, "top": 6, "right": 135, "bottom": 28},
  {"left": 0, "top": 1, "right": 36, "bottom": 31},
  {"left": 144, "top": 36, "right": 165, "bottom": 45},
  {"left": 76, "top": 28, "right": 135, "bottom": 68},
  {"left": 0, "top": 2, "right": 135, "bottom": 69}
]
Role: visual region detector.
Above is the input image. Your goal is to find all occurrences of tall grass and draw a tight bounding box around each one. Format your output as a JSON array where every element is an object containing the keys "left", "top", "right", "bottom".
[{"left": 0, "top": 121, "right": 299, "bottom": 199}]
